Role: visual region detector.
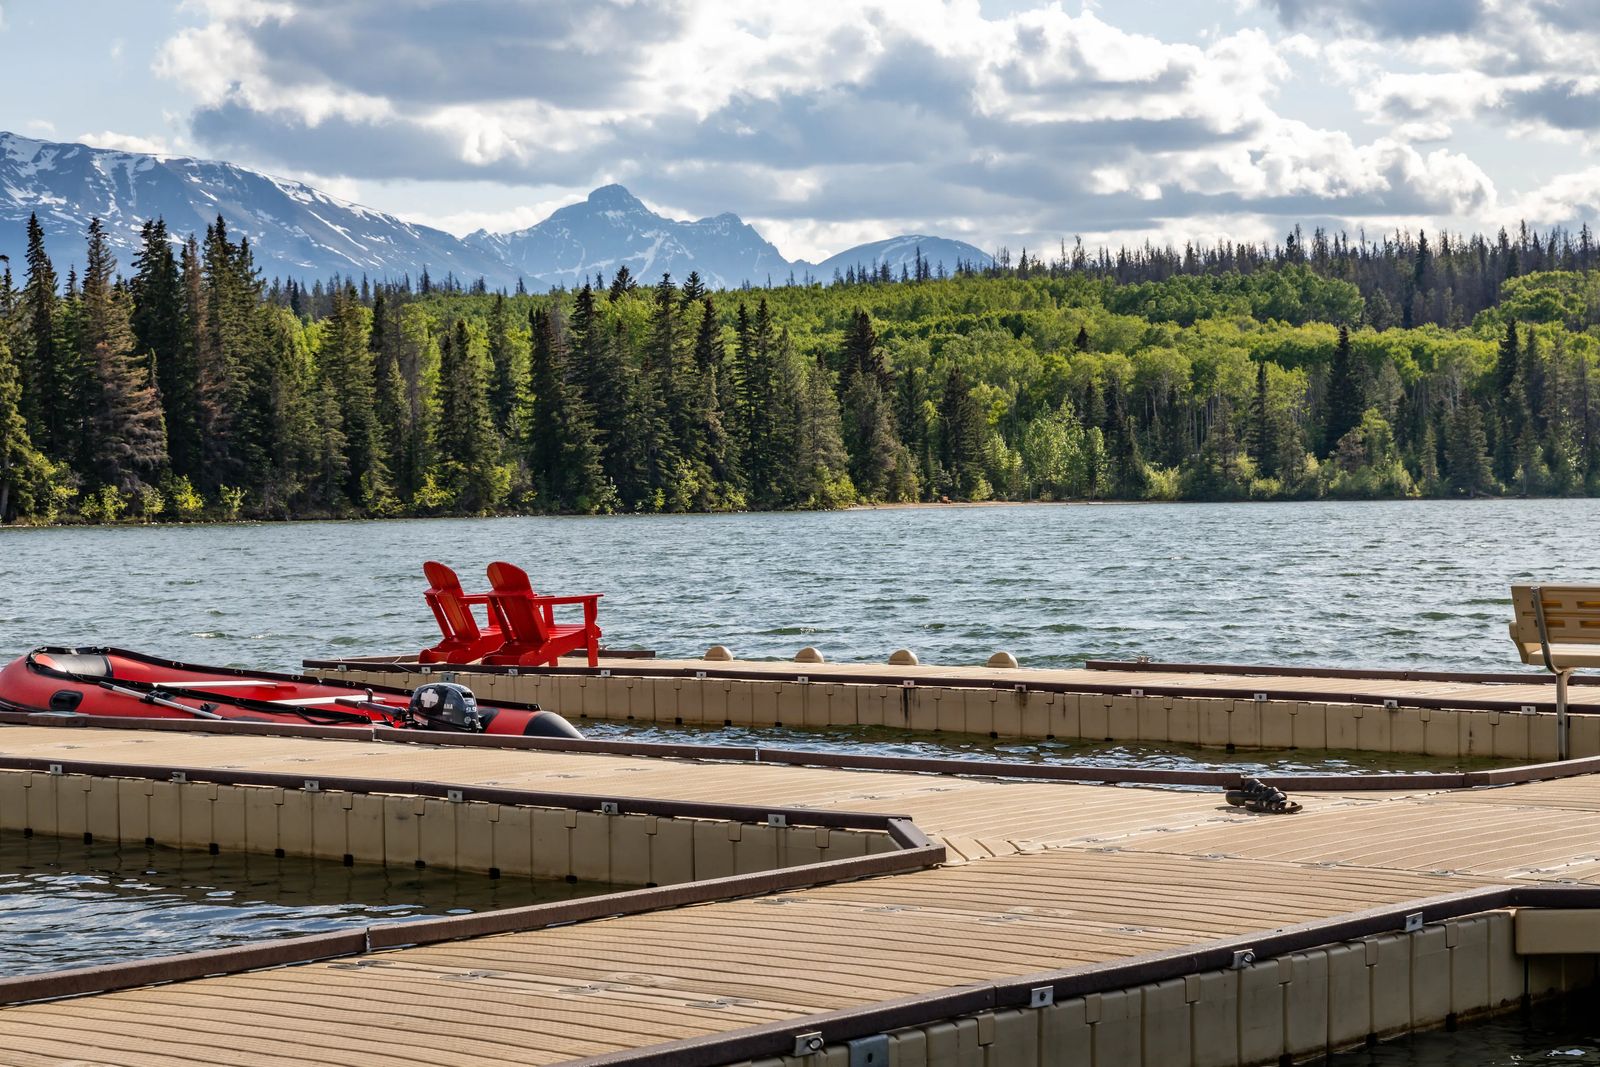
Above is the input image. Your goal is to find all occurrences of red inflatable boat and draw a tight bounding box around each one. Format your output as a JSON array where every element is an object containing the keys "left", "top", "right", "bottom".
[{"left": 0, "top": 647, "right": 582, "bottom": 738}]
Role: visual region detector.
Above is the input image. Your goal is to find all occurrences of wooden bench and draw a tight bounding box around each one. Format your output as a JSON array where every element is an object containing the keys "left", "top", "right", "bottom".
[{"left": 1509, "top": 584, "right": 1600, "bottom": 759}]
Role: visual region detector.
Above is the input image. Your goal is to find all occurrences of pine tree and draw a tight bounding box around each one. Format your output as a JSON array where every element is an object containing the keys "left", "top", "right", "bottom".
[
  {"left": 839, "top": 310, "right": 903, "bottom": 499},
  {"left": 689, "top": 296, "right": 736, "bottom": 497},
  {"left": 570, "top": 284, "right": 630, "bottom": 489},
  {"left": 131, "top": 218, "right": 198, "bottom": 478},
  {"left": 434, "top": 318, "right": 500, "bottom": 511},
  {"left": 607, "top": 265, "right": 637, "bottom": 301},
  {"left": 527, "top": 306, "right": 606, "bottom": 511},
  {"left": 19, "top": 213, "right": 71, "bottom": 460},
  {"left": 1446, "top": 401, "right": 1491, "bottom": 496},
  {"left": 1324, "top": 324, "right": 1363, "bottom": 454},
  {"left": 939, "top": 362, "right": 985, "bottom": 497},
  {"left": 0, "top": 331, "right": 47, "bottom": 522},
  {"left": 679, "top": 270, "right": 706, "bottom": 308},
  {"left": 485, "top": 293, "right": 525, "bottom": 438},
  {"left": 793, "top": 346, "right": 851, "bottom": 507},
  {"left": 80, "top": 219, "right": 167, "bottom": 492},
  {"left": 319, "top": 282, "right": 390, "bottom": 509}
]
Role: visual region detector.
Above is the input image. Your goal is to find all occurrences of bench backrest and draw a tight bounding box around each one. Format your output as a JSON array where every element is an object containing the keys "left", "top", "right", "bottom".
[{"left": 1509, "top": 584, "right": 1600, "bottom": 665}]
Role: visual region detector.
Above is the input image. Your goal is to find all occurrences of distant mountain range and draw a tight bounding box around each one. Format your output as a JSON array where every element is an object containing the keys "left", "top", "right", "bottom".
[{"left": 0, "top": 132, "right": 991, "bottom": 291}]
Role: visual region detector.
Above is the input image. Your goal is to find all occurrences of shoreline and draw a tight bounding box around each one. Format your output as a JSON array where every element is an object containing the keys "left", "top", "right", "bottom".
[{"left": 0, "top": 493, "right": 1587, "bottom": 530}]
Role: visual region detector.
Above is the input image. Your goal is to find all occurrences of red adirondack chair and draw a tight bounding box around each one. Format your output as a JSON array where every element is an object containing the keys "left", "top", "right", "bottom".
[
  {"left": 419, "top": 560, "right": 504, "bottom": 664},
  {"left": 482, "top": 561, "right": 603, "bottom": 668}
]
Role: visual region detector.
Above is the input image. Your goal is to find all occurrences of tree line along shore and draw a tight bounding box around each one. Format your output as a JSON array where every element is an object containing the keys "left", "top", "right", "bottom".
[{"left": 1, "top": 215, "right": 1598, "bottom": 525}]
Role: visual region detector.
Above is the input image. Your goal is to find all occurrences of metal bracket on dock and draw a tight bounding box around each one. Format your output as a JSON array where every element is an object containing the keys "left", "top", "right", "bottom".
[
  {"left": 795, "top": 675, "right": 810, "bottom": 684},
  {"left": 599, "top": 669, "right": 611, "bottom": 678},
  {"left": 1522, "top": 705, "right": 1537, "bottom": 714},
  {"left": 1230, "top": 949, "right": 1255, "bottom": 969},
  {"left": 302, "top": 779, "right": 321, "bottom": 793},
  {"left": 1384, "top": 699, "right": 1399, "bottom": 709},
  {"left": 1405, "top": 912, "right": 1425, "bottom": 933},
  {"left": 600, "top": 801, "right": 620, "bottom": 816},
  {"left": 1254, "top": 692, "right": 1268, "bottom": 702},
  {"left": 169, "top": 771, "right": 187, "bottom": 784},
  {"left": 446, "top": 789, "right": 463, "bottom": 803},
  {"left": 1029, "top": 985, "right": 1055, "bottom": 1008},
  {"left": 1129, "top": 688, "right": 1144, "bottom": 698},
  {"left": 767, "top": 813, "right": 788, "bottom": 828},
  {"left": 792, "top": 1031, "right": 825, "bottom": 1056}
]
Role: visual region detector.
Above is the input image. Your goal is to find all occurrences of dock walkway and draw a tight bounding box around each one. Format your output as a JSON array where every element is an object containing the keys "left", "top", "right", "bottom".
[{"left": 4, "top": 725, "right": 1600, "bottom": 1066}]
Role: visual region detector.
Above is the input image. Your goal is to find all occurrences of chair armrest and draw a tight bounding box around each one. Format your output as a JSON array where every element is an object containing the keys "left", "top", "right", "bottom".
[
  {"left": 459, "top": 593, "right": 494, "bottom": 605},
  {"left": 532, "top": 595, "right": 603, "bottom": 606}
]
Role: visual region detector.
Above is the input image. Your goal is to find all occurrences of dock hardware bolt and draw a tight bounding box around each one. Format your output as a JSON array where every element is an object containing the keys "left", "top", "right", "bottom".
[
  {"left": 47, "top": 763, "right": 62, "bottom": 776},
  {"left": 600, "top": 801, "right": 620, "bottom": 816},
  {"left": 1029, "top": 985, "right": 1055, "bottom": 1008},
  {"left": 170, "top": 771, "right": 187, "bottom": 784},
  {"left": 506, "top": 668, "right": 518, "bottom": 677},
  {"left": 1254, "top": 692, "right": 1268, "bottom": 702},
  {"left": 695, "top": 671, "right": 707, "bottom": 679},
  {"left": 902, "top": 680, "right": 915, "bottom": 688},
  {"left": 1231, "top": 949, "right": 1255, "bottom": 969},
  {"left": 441, "top": 672, "right": 456, "bottom": 683},
  {"left": 1405, "top": 912, "right": 1424, "bottom": 933},
  {"left": 599, "top": 669, "right": 611, "bottom": 678},
  {"left": 303, "top": 779, "right": 321, "bottom": 793},
  {"left": 1522, "top": 705, "right": 1537, "bottom": 714},
  {"left": 1129, "top": 688, "right": 1144, "bottom": 697},
  {"left": 767, "top": 814, "right": 788, "bottom": 828},
  {"left": 446, "top": 789, "right": 464, "bottom": 803},
  {"left": 796, "top": 675, "right": 809, "bottom": 684},
  {"left": 1384, "top": 699, "right": 1399, "bottom": 709},
  {"left": 419, "top": 667, "right": 432, "bottom": 675},
  {"left": 1015, "top": 684, "right": 1028, "bottom": 694},
  {"left": 792, "top": 1031, "right": 825, "bottom": 1056}
]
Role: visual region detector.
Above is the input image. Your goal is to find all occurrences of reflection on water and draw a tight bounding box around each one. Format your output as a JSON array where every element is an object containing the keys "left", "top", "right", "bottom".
[
  {"left": 1320, "top": 993, "right": 1600, "bottom": 1064},
  {"left": 3, "top": 500, "right": 1599, "bottom": 673},
  {"left": 0, "top": 831, "right": 611, "bottom": 975},
  {"left": 581, "top": 720, "right": 1513, "bottom": 776}
]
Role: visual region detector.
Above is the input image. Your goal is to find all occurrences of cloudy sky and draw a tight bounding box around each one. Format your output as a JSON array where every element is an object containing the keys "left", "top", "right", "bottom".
[{"left": 6, "top": 0, "right": 1600, "bottom": 260}]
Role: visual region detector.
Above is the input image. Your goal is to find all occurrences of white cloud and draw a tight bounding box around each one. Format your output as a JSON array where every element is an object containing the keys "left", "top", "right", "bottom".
[
  {"left": 143, "top": 0, "right": 1597, "bottom": 251},
  {"left": 78, "top": 131, "right": 175, "bottom": 156}
]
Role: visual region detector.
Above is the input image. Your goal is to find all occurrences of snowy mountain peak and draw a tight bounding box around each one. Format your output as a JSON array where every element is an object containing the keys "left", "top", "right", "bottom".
[{"left": 0, "top": 131, "right": 993, "bottom": 290}]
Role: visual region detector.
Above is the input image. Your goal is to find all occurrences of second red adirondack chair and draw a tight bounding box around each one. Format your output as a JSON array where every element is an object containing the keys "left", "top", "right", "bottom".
[
  {"left": 482, "top": 561, "right": 603, "bottom": 668},
  {"left": 419, "top": 560, "right": 504, "bottom": 664}
]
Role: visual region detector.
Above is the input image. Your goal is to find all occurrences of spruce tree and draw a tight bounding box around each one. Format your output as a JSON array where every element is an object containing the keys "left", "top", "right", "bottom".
[
  {"left": 793, "top": 344, "right": 850, "bottom": 507},
  {"left": 1446, "top": 401, "right": 1491, "bottom": 496},
  {"left": 19, "top": 213, "right": 70, "bottom": 460},
  {"left": 1324, "top": 324, "right": 1363, "bottom": 454},
  {"left": 319, "top": 282, "right": 390, "bottom": 509},
  {"left": 434, "top": 318, "right": 499, "bottom": 512},
  {"left": 939, "top": 362, "right": 985, "bottom": 496},
  {"left": 80, "top": 219, "right": 167, "bottom": 492},
  {"left": 528, "top": 307, "right": 606, "bottom": 511},
  {"left": 485, "top": 293, "right": 525, "bottom": 438},
  {"left": 0, "top": 331, "right": 46, "bottom": 522},
  {"left": 131, "top": 218, "right": 197, "bottom": 478}
]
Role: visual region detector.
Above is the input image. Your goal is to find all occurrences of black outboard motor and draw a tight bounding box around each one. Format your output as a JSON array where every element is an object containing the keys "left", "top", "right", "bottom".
[{"left": 406, "top": 681, "right": 485, "bottom": 732}]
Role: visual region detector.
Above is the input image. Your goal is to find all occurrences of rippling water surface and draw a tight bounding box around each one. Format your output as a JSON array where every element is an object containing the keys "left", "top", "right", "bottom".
[
  {"left": 0, "top": 831, "right": 608, "bottom": 974},
  {"left": 1320, "top": 995, "right": 1600, "bottom": 1064},
  {"left": 3, "top": 500, "right": 1597, "bottom": 673}
]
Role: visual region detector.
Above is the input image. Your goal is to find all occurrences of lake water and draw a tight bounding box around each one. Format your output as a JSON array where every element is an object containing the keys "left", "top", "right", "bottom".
[
  {"left": 0, "top": 830, "right": 609, "bottom": 975},
  {"left": 2, "top": 499, "right": 1597, "bottom": 674}
]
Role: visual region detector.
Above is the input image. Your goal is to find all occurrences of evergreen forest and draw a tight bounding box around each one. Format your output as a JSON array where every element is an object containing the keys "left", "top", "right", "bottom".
[{"left": 2, "top": 214, "right": 1599, "bottom": 524}]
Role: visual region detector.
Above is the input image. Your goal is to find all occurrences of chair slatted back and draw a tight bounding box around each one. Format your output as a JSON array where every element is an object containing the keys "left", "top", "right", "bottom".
[
  {"left": 1509, "top": 584, "right": 1600, "bottom": 666},
  {"left": 424, "top": 560, "right": 484, "bottom": 641},
  {"left": 486, "top": 561, "right": 551, "bottom": 643}
]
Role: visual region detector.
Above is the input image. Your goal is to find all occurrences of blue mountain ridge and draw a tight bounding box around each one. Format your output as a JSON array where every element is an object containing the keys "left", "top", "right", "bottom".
[{"left": 0, "top": 132, "right": 992, "bottom": 291}]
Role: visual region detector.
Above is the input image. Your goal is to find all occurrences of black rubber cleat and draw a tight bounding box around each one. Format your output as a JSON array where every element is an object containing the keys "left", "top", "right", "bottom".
[{"left": 1225, "top": 776, "right": 1303, "bottom": 814}]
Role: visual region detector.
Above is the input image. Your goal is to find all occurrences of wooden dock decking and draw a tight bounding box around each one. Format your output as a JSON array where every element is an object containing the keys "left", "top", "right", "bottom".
[{"left": 5, "top": 724, "right": 1600, "bottom": 1066}]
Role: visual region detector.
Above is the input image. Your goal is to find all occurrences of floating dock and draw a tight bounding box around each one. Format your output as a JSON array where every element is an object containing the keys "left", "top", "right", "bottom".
[
  {"left": 316, "top": 653, "right": 1600, "bottom": 762},
  {"left": 4, "top": 655, "right": 1600, "bottom": 1066}
]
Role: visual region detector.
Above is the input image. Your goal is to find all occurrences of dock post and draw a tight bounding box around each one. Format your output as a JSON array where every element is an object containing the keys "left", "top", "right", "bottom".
[{"left": 1557, "top": 668, "right": 1571, "bottom": 761}]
